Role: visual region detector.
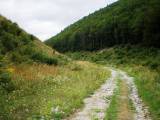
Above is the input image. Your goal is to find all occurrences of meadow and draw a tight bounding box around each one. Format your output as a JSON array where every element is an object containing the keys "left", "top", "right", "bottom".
[{"left": 0, "top": 61, "right": 110, "bottom": 120}]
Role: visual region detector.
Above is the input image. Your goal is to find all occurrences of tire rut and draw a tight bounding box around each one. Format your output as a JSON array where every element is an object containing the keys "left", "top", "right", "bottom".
[
  {"left": 64, "top": 68, "right": 151, "bottom": 120},
  {"left": 119, "top": 71, "right": 151, "bottom": 120}
]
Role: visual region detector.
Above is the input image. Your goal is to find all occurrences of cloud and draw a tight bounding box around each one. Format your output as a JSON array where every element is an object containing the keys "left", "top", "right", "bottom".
[{"left": 0, "top": 0, "right": 117, "bottom": 41}]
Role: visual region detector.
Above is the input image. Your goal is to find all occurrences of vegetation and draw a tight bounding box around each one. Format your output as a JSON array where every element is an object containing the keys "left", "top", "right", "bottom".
[
  {"left": 0, "top": 12, "right": 109, "bottom": 120},
  {"left": 66, "top": 46, "right": 160, "bottom": 120},
  {"left": 66, "top": 45, "right": 160, "bottom": 69},
  {"left": 105, "top": 80, "right": 119, "bottom": 120},
  {"left": 105, "top": 78, "right": 135, "bottom": 120},
  {"left": 46, "top": 0, "right": 160, "bottom": 52},
  {"left": 0, "top": 61, "right": 110, "bottom": 120},
  {"left": 0, "top": 15, "right": 35, "bottom": 54},
  {"left": 0, "top": 14, "right": 73, "bottom": 119},
  {"left": 124, "top": 65, "right": 160, "bottom": 120},
  {"left": 1, "top": 0, "right": 160, "bottom": 119},
  {"left": 0, "top": 15, "right": 61, "bottom": 65},
  {"left": 0, "top": 56, "right": 14, "bottom": 92}
]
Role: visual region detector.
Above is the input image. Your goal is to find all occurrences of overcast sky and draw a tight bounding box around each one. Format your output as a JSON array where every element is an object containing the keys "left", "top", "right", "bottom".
[{"left": 0, "top": 0, "right": 117, "bottom": 41}]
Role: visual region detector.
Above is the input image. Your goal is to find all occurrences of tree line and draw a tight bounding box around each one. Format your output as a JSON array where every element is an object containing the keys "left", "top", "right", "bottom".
[{"left": 46, "top": 0, "right": 160, "bottom": 52}]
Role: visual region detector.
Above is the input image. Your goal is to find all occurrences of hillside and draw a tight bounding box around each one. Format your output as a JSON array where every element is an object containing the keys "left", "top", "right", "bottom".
[
  {"left": 0, "top": 15, "right": 110, "bottom": 120},
  {"left": 46, "top": 0, "right": 160, "bottom": 52},
  {"left": 0, "top": 15, "right": 60, "bottom": 65}
]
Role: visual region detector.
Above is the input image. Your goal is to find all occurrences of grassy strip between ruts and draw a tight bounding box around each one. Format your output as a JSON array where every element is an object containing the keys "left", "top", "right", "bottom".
[
  {"left": 0, "top": 61, "right": 110, "bottom": 120},
  {"left": 105, "top": 76, "right": 135, "bottom": 120},
  {"left": 105, "top": 77, "right": 120, "bottom": 120}
]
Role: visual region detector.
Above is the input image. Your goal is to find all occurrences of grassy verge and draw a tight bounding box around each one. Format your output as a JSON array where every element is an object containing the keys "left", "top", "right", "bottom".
[
  {"left": 123, "top": 65, "right": 160, "bottom": 120},
  {"left": 0, "top": 61, "right": 110, "bottom": 120}
]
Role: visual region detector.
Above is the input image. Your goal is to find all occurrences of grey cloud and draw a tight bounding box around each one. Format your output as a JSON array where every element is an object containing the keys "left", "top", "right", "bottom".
[{"left": 0, "top": 0, "right": 117, "bottom": 41}]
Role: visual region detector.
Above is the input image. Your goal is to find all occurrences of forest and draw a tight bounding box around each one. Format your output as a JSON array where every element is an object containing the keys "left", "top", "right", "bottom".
[{"left": 46, "top": 0, "right": 160, "bottom": 52}]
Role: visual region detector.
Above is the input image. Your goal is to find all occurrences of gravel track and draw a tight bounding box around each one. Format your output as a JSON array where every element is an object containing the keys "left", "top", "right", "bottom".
[{"left": 64, "top": 68, "right": 151, "bottom": 120}]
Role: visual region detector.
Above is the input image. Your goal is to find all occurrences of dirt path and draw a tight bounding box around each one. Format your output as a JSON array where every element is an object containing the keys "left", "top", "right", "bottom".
[
  {"left": 65, "top": 69, "right": 118, "bottom": 120},
  {"left": 64, "top": 68, "right": 151, "bottom": 120}
]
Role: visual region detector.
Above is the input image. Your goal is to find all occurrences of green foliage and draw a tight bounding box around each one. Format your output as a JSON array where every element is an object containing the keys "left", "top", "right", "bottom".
[
  {"left": 0, "top": 15, "right": 61, "bottom": 65},
  {"left": 0, "top": 72, "right": 14, "bottom": 92},
  {"left": 105, "top": 87, "right": 118, "bottom": 120},
  {"left": 0, "top": 15, "right": 35, "bottom": 54},
  {"left": 31, "top": 52, "right": 58, "bottom": 65},
  {"left": 0, "top": 56, "right": 14, "bottom": 92},
  {"left": 46, "top": 0, "right": 160, "bottom": 52},
  {"left": 124, "top": 66, "right": 160, "bottom": 120},
  {"left": 11, "top": 52, "right": 28, "bottom": 63},
  {"left": 67, "top": 46, "right": 160, "bottom": 69}
]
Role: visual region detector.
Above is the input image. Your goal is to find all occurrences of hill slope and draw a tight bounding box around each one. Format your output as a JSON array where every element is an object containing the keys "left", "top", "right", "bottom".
[
  {"left": 46, "top": 0, "right": 160, "bottom": 52},
  {"left": 0, "top": 15, "right": 59, "bottom": 65},
  {"left": 0, "top": 15, "right": 110, "bottom": 120}
]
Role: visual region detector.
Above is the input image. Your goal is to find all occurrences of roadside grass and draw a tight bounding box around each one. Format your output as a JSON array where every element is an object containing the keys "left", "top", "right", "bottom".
[
  {"left": 0, "top": 61, "right": 110, "bottom": 120},
  {"left": 123, "top": 65, "right": 160, "bottom": 120}
]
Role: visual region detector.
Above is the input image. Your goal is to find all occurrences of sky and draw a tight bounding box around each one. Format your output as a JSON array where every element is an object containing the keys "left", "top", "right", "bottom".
[{"left": 0, "top": 0, "right": 117, "bottom": 41}]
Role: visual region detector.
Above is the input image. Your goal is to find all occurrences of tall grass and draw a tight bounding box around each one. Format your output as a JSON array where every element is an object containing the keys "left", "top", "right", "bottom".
[
  {"left": 123, "top": 65, "right": 160, "bottom": 120},
  {"left": 0, "top": 61, "right": 110, "bottom": 119}
]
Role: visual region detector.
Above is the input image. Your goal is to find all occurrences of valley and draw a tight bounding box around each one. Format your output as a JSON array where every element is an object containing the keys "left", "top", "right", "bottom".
[{"left": 0, "top": 0, "right": 160, "bottom": 119}]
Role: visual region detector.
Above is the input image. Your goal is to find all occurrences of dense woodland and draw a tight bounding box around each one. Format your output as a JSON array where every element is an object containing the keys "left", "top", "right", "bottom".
[{"left": 46, "top": 0, "right": 160, "bottom": 52}]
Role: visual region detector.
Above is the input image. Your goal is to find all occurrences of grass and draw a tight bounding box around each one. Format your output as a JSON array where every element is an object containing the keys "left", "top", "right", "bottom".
[
  {"left": 123, "top": 65, "right": 160, "bottom": 120},
  {"left": 105, "top": 77, "right": 135, "bottom": 120},
  {"left": 105, "top": 78, "right": 119, "bottom": 120},
  {"left": 0, "top": 61, "right": 110, "bottom": 120},
  {"left": 66, "top": 46, "right": 160, "bottom": 119}
]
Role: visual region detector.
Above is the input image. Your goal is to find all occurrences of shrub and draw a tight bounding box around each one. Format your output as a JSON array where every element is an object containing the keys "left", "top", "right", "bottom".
[
  {"left": 31, "top": 52, "right": 58, "bottom": 65},
  {"left": 11, "top": 52, "right": 28, "bottom": 63},
  {"left": 0, "top": 72, "right": 14, "bottom": 92},
  {"left": 0, "top": 57, "right": 14, "bottom": 92},
  {"left": 44, "top": 57, "right": 58, "bottom": 65}
]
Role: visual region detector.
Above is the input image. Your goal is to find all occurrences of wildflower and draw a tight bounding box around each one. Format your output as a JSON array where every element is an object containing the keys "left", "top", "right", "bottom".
[
  {"left": 6, "top": 67, "right": 14, "bottom": 73},
  {"left": 51, "top": 106, "right": 59, "bottom": 113}
]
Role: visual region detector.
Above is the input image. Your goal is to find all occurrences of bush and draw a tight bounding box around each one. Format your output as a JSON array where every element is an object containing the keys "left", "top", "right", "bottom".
[
  {"left": 0, "top": 55, "right": 14, "bottom": 92},
  {"left": 0, "top": 72, "right": 14, "bottom": 92},
  {"left": 11, "top": 52, "right": 28, "bottom": 63},
  {"left": 31, "top": 52, "right": 58, "bottom": 65},
  {"left": 44, "top": 57, "right": 58, "bottom": 65}
]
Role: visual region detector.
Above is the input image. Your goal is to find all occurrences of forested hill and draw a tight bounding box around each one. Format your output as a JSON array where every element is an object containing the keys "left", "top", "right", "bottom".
[
  {"left": 0, "top": 15, "right": 36, "bottom": 55},
  {"left": 0, "top": 15, "right": 58, "bottom": 65},
  {"left": 45, "top": 0, "right": 160, "bottom": 52}
]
